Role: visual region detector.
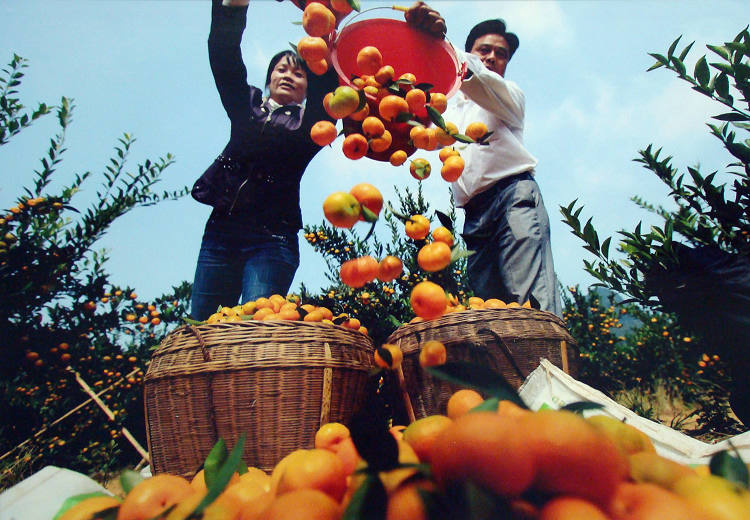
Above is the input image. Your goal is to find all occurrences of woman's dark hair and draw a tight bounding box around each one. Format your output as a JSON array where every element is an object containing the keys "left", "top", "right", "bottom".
[{"left": 264, "top": 50, "right": 310, "bottom": 88}]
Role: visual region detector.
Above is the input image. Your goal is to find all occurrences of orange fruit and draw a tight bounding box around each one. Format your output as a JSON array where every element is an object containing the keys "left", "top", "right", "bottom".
[
  {"left": 467, "top": 296, "right": 485, "bottom": 309},
  {"left": 436, "top": 122, "right": 458, "bottom": 146},
  {"left": 58, "top": 496, "right": 120, "bottom": 520},
  {"left": 356, "top": 46, "right": 383, "bottom": 75},
  {"left": 341, "top": 133, "right": 369, "bottom": 160},
  {"left": 361, "top": 116, "right": 385, "bottom": 138},
  {"left": 518, "top": 410, "right": 629, "bottom": 509},
  {"left": 428, "top": 92, "right": 447, "bottom": 113},
  {"left": 310, "top": 120, "right": 337, "bottom": 146},
  {"left": 405, "top": 88, "right": 427, "bottom": 115},
  {"left": 610, "top": 482, "right": 699, "bottom": 520},
  {"left": 302, "top": 2, "right": 336, "bottom": 37},
  {"left": 190, "top": 469, "right": 240, "bottom": 493},
  {"left": 218, "top": 480, "right": 272, "bottom": 520},
  {"left": 379, "top": 95, "right": 409, "bottom": 122},
  {"left": 410, "top": 280, "right": 447, "bottom": 320},
  {"left": 446, "top": 389, "right": 484, "bottom": 419},
  {"left": 417, "top": 241, "right": 452, "bottom": 272},
  {"left": 538, "top": 496, "right": 610, "bottom": 520},
  {"left": 418, "top": 340, "right": 447, "bottom": 367},
  {"left": 398, "top": 72, "right": 417, "bottom": 87},
  {"left": 349, "top": 182, "right": 383, "bottom": 220},
  {"left": 438, "top": 146, "right": 459, "bottom": 163},
  {"left": 389, "top": 149, "right": 408, "bottom": 166},
  {"left": 339, "top": 255, "right": 379, "bottom": 288},
  {"left": 484, "top": 298, "right": 507, "bottom": 309},
  {"left": 430, "top": 411, "right": 536, "bottom": 498},
  {"left": 431, "top": 226, "right": 454, "bottom": 246},
  {"left": 374, "top": 64, "right": 395, "bottom": 85},
  {"left": 377, "top": 255, "right": 403, "bottom": 282},
  {"left": 627, "top": 451, "right": 696, "bottom": 490},
  {"left": 330, "top": 0, "right": 354, "bottom": 15},
  {"left": 348, "top": 102, "right": 369, "bottom": 121},
  {"left": 374, "top": 343, "right": 404, "bottom": 369},
  {"left": 303, "top": 308, "right": 325, "bottom": 322},
  {"left": 402, "top": 414, "right": 453, "bottom": 463},
  {"left": 586, "top": 415, "right": 656, "bottom": 457},
  {"left": 306, "top": 58, "right": 329, "bottom": 76},
  {"left": 297, "top": 36, "right": 328, "bottom": 62},
  {"left": 405, "top": 214, "right": 430, "bottom": 240},
  {"left": 409, "top": 158, "right": 431, "bottom": 180},
  {"left": 314, "top": 422, "right": 360, "bottom": 476},
  {"left": 325, "top": 85, "right": 360, "bottom": 119},
  {"left": 369, "top": 129, "right": 392, "bottom": 153},
  {"left": 117, "top": 474, "right": 195, "bottom": 520},
  {"left": 440, "top": 155, "right": 465, "bottom": 182},
  {"left": 385, "top": 479, "right": 436, "bottom": 520},
  {"left": 464, "top": 121, "right": 489, "bottom": 141},
  {"left": 274, "top": 448, "right": 348, "bottom": 502},
  {"left": 258, "top": 489, "right": 341, "bottom": 520},
  {"left": 323, "top": 191, "right": 361, "bottom": 228}
]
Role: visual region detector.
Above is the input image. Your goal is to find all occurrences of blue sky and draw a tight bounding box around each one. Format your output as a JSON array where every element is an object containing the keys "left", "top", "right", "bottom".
[{"left": 1, "top": 0, "right": 746, "bottom": 303}]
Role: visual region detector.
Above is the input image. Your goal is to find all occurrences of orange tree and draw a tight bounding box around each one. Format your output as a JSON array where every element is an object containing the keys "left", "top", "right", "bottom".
[
  {"left": 0, "top": 55, "right": 190, "bottom": 486},
  {"left": 561, "top": 285, "right": 743, "bottom": 437},
  {"left": 560, "top": 28, "right": 750, "bottom": 422},
  {"left": 301, "top": 184, "right": 470, "bottom": 346}
]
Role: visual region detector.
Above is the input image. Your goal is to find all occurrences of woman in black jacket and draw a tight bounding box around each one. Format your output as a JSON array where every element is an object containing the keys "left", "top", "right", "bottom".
[{"left": 190, "top": 0, "right": 339, "bottom": 320}]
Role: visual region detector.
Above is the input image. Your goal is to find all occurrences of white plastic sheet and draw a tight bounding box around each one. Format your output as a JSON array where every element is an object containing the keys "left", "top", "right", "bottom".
[{"left": 518, "top": 359, "right": 750, "bottom": 466}]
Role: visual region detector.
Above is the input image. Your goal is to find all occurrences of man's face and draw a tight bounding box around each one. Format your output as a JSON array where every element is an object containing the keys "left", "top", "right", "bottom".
[{"left": 470, "top": 33, "right": 510, "bottom": 77}]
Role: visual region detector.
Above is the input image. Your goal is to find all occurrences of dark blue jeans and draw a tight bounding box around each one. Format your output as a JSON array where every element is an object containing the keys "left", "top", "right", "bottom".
[
  {"left": 462, "top": 172, "right": 562, "bottom": 316},
  {"left": 190, "top": 217, "right": 299, "bottom": 320}
]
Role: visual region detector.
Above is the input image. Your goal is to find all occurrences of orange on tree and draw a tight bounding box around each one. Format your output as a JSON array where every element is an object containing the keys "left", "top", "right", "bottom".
[
  {"left": 440, "top": 154, "right": 465, "bottom": 182},
  {"left": 410, "top": 280, "right": 447, "bottom": 320},
  {"left": 323, "top": 191, "right": 361, "bottom": 228},
  {"left": 374, "top": 343, "right": 404, "bottom": 369},
  {"left": 377, "top": 255, "right": 403, "bottom": 282},
  {"left": 405, "top": 214, "right": 431, "bottom": 240},
  {"left": 446, "top": 388, "right": 484, "bottom": 419},
  {"left": 297, "top": 36, "right": 328, "bottom": 62},
  {"left": 342, "top": 133, "right": 369, "bottom": 160},
  {"left": 339, "top": 255, "right": 379, "bottom": 288},
  {"left": 417, "top": 241, "right": 452, "bottom": 272},
  {"left": 356, "top": 45, "right": 383, "bottom": 75},
  {"left": 349, "top": 182, "right": 383, "bottom": 220},
  {"left": 302, "top": 2, "right": 335, "bottom": 37},
  {"left": 418, "top": 340, "right": 447, "bottom": 367},
  {"left": 431, "top": 226, "right": 454, "bottom": 246},
  {"left": 409, "top": 158, "right": 431, "bottom": 180},
  {"left": 379, "top": 95, "right": 409, "bottom": 122},
  {"left": 117, "top": 474, "right": 195, "bottom": 520},
  {"left": 310, "top": 120, "right": 337, "bottom": 146},
  {"left": 464, "top": 121, "right": 489, "bottom": 141}
]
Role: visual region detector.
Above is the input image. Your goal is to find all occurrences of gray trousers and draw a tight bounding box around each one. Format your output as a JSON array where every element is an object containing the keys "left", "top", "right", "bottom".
[{"left": 462, "top": 172, "right": 562, "bottom": 316}]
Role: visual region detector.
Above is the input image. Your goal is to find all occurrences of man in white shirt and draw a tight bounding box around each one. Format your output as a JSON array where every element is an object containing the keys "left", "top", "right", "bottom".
[{"left": 408, "top": 6, "right": 562, "bottom": 316}]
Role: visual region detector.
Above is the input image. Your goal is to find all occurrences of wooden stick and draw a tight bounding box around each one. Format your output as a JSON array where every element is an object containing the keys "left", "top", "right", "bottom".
[
  {"left": 560, "top": 340, "right": 570, "bottom": 374},
  {"left": 0, "top": 367, "right": 140, "bottom": 462},
  {"left": 68, "top": 367, "right": 150, "bottom": 464},
  {"left": 396, "top": 365, "right": 416, "bottom": 423}
]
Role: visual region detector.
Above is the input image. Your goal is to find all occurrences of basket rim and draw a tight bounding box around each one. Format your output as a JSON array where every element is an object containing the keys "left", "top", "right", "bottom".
[{"left": 386, "top": 307, "right": 575, "bottom": 344}]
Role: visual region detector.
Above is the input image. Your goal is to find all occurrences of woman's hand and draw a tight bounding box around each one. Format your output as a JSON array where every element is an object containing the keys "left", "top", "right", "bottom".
[{"left": 404, "top": 1, "right": 446, "bottom": 39}]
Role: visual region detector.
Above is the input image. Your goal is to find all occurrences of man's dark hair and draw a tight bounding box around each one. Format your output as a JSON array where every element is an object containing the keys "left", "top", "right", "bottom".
[
  {"left": 264, "top": 50, "right": 309, "bottom": 88},
  {"left": 464, "top": 19, "right": 519, "bottom": 58}
]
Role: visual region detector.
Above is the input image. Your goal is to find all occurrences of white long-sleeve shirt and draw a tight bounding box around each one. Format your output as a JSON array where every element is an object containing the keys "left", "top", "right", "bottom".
[{"left": 443, "top": 51, "right": 538, "bottom": 207}]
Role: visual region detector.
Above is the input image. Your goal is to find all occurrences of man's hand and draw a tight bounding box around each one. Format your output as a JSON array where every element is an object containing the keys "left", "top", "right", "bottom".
[{"left": 404, "top": 1, "right": 446, "bottom": 39}]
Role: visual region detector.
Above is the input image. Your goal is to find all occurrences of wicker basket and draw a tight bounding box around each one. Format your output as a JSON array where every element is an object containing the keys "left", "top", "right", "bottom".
[
  {"left": 386, "top": 308, "right": 577, "bottom": 419},
  {"left": 144, "top": 321, "right": 375, "bottom": 477}
]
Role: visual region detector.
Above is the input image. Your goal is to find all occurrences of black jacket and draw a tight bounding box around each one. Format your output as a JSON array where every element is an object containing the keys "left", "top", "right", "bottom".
[{"left": 196, "top": 0, "right": 338, "bottom": 232}]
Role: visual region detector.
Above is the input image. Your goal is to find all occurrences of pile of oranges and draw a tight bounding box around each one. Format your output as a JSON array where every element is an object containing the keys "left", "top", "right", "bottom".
[{"left": 201, "top": 293, "right": 368, "bottom": 336}]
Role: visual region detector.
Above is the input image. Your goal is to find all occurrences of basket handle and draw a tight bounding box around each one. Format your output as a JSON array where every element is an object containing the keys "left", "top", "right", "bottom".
[{"left": 187, "top": 325, "right": 220, "bottom": 444}]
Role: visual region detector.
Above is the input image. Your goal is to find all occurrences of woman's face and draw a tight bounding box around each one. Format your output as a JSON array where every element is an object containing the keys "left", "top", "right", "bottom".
[{"left": 268, "top": 56, "right": 308, "bottom": 106}]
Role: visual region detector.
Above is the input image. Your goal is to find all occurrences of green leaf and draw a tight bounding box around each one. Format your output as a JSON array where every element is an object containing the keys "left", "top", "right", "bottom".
[
  {"left": 348, "top": 0, "right": 361, "bottom": 12},
  {"left": 356, "top": 89, "right": 368, "bottom": 112},
  {"left": 670, "top": 56, "right": 687, "bottom": 76},
  {"left": 361, "top": 205, "right": 379, "bottom": 223},
  {"left": 601, "top": 236, "right": 612, "bottom": 259},
  {"left": 192, "top": 434, "right": 247, "bottom": 515},
  {"left": 709, "top": 448, "right": 749, "bottom": 488},
  {"left": 386, "top": 201, "right": 409, "bottom": 222},
  {"left": 694, "top": 56, "right": 710, "bottom": 86},
  {"left": 470, "top": 396, "right": 500, "bottom": 413},
  {"left": 667, "top": 36, "right": 682, "bottom": 58},
  {"left": 434, "top": 210, "right": 453, "bottom": 232},
  {"left": 426, "top": 105, "right": 446, "bottom": 130},
  {"left": 713, "top": 112, "right": 749, "bottom": 122},
  {"left": 648, "top": 53, "right": 669, "bottom": 66},
  {"left": 449, "top": 246, "right": 474, "bottom": 263},
  {"left": 342, "top": 474, "right": 387, "bottom": 520},
  {"left": 395, "top": 112, "right": 414, "bottom": 123},
  {"left": 707, "top": 44, "right": 730, "bottom": 61},
  {"left": 425, "top": 361, "right": 527, "bottom": 408},
  {"left": 452, "top": 133, "right": 475, "bottom": 144},
  {"left": 202, "top": 438, "right": 228, "bottom": 490},
  {"left": 119, "top": 469, "right": 144, "bottom": 494},
  {"left": 560, "top": 401, "right": 605, "bottom": 414},
  {"left": 678, "top": 41, "right": 695, "bottom": 61}
]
